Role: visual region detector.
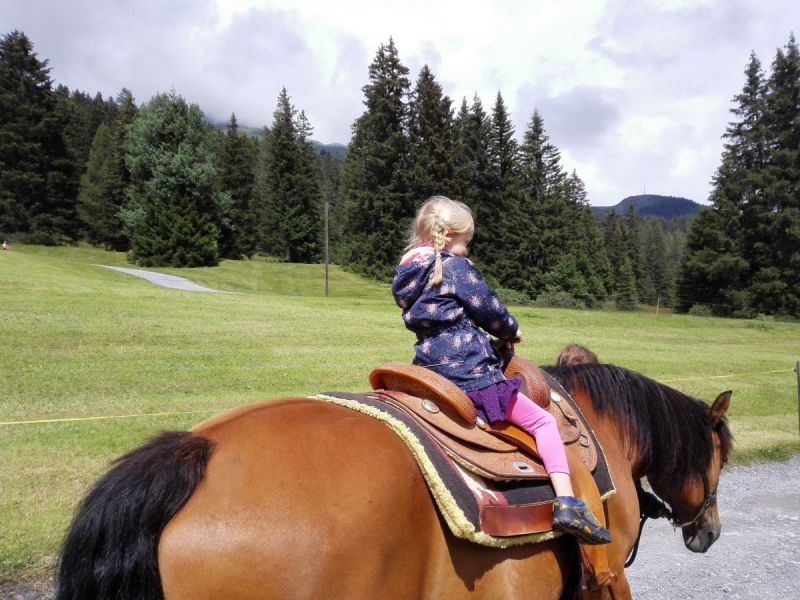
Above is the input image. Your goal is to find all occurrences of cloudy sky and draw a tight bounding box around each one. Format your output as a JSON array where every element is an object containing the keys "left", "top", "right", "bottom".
[{"left": 3, "top": 0, "right": 797, "bottom": 205}]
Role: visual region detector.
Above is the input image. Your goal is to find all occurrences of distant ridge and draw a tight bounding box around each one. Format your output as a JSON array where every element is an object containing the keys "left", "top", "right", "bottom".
[
  {"left": 209, "top": 120, "right": 347, "bottom": 158},
  {"left": 593, "top": 194, "right": 702, "bottom": 220}
]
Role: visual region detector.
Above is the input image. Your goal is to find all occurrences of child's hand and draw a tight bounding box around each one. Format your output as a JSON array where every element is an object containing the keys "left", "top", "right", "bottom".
[{"left": 513, "top": 328, "right": 522, "bottom": 343}]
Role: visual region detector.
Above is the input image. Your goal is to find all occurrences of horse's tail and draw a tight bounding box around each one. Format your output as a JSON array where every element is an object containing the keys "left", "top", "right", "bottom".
[{"left": 56, "top": 431, "right": 215, "bottom": 600}]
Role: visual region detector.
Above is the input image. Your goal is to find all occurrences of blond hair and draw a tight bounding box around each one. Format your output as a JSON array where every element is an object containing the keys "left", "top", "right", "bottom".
[{"left": 407, "top": 196, "right": 474, "bottom": 286}]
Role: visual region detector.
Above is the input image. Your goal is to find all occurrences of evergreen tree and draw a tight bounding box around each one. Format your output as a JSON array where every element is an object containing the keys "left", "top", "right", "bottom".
[
  {"left": 216, "top": 113, "right": 258, "bottom": 259},
  {"left": 759, "top": 34, "right": 800, "bottom": 315},
  {"left": 76, "top": 123, "right": 117, "bottom": 247},
  {"left": 518, "top": 109, "right": 573, "bottom": 296},
  {"left": 122, "top": 91, "right": 221, "bottom": 267},
  {"left": 338, "top": 39, "right": 412, "bottom": 279},
  {"left": 406, "top": 65, "right": 457, "bottom": 201},
  {"left": 260, "top": 92, "right": 322, "bottom": 263},
  {"left": 485, "top": 92, "right": 524, "bottom": 288},
  {"left": 615, "top": 255, "right": 638, "bottom": 310},
  {"left": 102, "top": 88, "right": 138, "bottom": 251},
  {"left": 641, "top": 218, "right": 672, "bottom": 306},
  {"left": 677, "top": 207, "right": 748, "bottom": 315},
  {"left": 455, "top": 95, "right": 495, "bottom": 277},
  {"left": 603, "top": 211, "right": 628, "bottom": 295},
  {"left": 678, "top": 36, "right": 800, "bottom": 317},
  {"left": 0, "top": 31, "right": 78, "bottom": 243},
  {"left": 623, "top": 204, "right": 649, "bottom": 300},
  {"left": 565, "top": 171, "right": 609, "bottom": 306}
]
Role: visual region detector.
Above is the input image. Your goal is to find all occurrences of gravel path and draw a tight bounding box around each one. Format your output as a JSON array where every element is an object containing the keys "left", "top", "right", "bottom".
[
  {"left": 3, "top": 457, "right": 797, "bottom": 599},
  {"left": 627, "top": 454, "right": 800, "bottom": 599},
  {"left": 100, "top": 265, "right": 227, "bottom": 293}
]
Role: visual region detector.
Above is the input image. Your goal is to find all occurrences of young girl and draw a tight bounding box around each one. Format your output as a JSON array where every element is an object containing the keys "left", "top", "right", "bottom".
[{"left": 392, "top": 196, "right": 611, "bottom": 545}]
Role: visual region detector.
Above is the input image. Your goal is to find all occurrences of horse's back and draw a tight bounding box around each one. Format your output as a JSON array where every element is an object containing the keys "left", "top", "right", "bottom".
[{"left": 159, "top": 398, "right": 568, "bottom": 599}]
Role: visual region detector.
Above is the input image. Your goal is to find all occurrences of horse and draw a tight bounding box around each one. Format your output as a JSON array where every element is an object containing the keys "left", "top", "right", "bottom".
[{"left": 56, "top": 363, "right": 732, "bottom": 600}]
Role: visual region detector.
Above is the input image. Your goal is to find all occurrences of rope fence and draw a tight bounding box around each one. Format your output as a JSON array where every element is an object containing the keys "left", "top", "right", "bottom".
[{"left": 2, "top": 365, "right": 797, "bottom": 429}]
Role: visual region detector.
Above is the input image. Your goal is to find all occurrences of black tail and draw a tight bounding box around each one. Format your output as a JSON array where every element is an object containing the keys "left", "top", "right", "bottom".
[{"left": 56, "top": 431, "right": 215, "bottom": 600}]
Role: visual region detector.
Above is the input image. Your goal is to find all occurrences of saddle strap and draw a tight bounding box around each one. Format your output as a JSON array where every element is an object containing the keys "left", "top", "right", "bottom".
[{"left": 568, "top": 445, "right": 616, "bottom": 593}]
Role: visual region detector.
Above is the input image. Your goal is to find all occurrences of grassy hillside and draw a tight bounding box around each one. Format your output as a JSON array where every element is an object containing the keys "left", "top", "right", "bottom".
[{"left": 1, "top": 245, "right": 798, "bottom": 581}]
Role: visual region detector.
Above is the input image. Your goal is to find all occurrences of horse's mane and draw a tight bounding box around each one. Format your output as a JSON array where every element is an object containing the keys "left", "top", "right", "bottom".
[{"left": 543, "top": 363, "right": 733, "bottom": 488}]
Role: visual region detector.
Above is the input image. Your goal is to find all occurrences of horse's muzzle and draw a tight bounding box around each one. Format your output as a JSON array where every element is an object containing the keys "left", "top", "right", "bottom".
[{"left": 682, "top": 520, "right": 720, "bottom": 553}]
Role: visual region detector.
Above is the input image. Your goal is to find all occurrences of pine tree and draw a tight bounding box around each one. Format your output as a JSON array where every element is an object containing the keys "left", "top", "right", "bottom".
[
  {"left": 406, "top": 65, "right": 457, "bottom": 202},
  {"left": 518, "top": 109, "right": 572, "bottom": 296},
  {"left": 679, "top": 35, "right": 800, "bottom": 317},
  {"left": 216, "top": 113, "right": 258, "bottom": 259},
  {"left": 122, "top": 91, "right": 221, "bottom": 267},
  {"left": 623, "top": 204, "right": 649, "bottom": 300},
  {"left": 676, "top": 207, "right": 748, "bottom": 315},
  {"left": 615, "top": 256, "right": 638, "bottom": 310},
  {"left": 759, "top": 34, "right": 800, "bottom": 315},
  {"left": 102, "top": 88, "right": 138, "bottom": 251},
  {"left": 0, "top": 31, "right": 78, "bottom": 243},
  {"left": 260, "top": 91, "right": 322, "bottom": 262},
  {"left": 76, "top": 123, "right": 116, "bottom": 247},
  {"left": 454, "top": 95, "right": 495, "bottom": 278},
  {"left": 641, "top": 218, "right": 672, "bottom": 307},
  {"left": 338, "top": 39, "right": 412, "bottom": 279},
  {"left": 603, "top": 211, "right": 628, "bottom": 295}
]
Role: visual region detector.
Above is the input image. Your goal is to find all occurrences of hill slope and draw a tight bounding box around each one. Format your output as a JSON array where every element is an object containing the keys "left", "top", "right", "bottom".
[{"left": 593, "top": 194, "right": 702, "bottom": 219}]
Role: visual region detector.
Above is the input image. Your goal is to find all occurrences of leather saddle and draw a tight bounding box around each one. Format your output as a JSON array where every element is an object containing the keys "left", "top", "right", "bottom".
[
  {"left": 369, "top": 357, "right": 598, "bottom": 479},
  {"left": 368, "top": 356, "right": 616, "bottom": 592}
]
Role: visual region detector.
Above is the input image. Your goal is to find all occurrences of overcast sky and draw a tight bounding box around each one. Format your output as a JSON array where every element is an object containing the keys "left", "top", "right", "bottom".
[{"left": 3, "top": 0, "right": 797, "bottom": 205}]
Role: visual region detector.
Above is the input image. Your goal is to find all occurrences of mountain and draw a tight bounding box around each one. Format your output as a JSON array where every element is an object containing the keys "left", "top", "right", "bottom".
[
  {"left": 592, "top": 194, "right": 703, "bottom": 220},
  {"left": 209, "top": 120, "right": 347, "bottom": 159}
]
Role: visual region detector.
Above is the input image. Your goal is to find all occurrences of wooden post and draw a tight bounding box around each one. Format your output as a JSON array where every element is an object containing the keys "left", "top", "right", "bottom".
[
  {"left": 656, "top": 297, "right": 660, "bottom": 317},
  {"left": 324, "top": 200, "right": 329, "bottom": 299}
]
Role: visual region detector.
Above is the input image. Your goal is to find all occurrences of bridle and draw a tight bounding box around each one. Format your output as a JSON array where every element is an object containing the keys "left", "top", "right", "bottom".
[
  {"left": 625, "top": 472, "right": 717, "bottom": 567},
  {"left": 667, "top": 471, "right": 718, "bottom": 529}
]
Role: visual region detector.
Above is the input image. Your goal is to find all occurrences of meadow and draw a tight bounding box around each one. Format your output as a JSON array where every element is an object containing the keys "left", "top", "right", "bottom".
[{"left": 1, "top": 244, "right": 798, "bottom": 582}]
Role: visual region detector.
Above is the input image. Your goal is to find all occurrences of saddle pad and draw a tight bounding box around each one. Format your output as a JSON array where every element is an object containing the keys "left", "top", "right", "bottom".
[{"left": 312, "top": 392, "right": 615, "bottom": 548}]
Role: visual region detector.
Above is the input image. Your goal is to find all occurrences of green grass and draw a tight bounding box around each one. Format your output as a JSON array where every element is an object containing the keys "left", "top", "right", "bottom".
[{"left": 1, "top": 244, "right": 798, "bottom": 581}]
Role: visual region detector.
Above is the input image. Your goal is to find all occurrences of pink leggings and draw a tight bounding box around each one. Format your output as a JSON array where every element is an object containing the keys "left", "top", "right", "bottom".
[{"left": 506, "top": 391, "right": 570, "bottom": 475}]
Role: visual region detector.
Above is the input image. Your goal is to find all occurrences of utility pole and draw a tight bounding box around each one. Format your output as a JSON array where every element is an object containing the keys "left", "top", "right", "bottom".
[{"left": 324, "top": 200, "right": 329, "bottom": 298}]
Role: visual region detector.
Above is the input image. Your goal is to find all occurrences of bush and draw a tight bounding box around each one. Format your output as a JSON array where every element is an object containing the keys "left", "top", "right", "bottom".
[
  {"left": 534, "top": 290, "right": 580, "bottom": 309},
  {"left": 495, "top": 287, "right": 533, "bottom": 306},
  {"left": 688, "top": 304, "right": 713, "bottom": 317}
]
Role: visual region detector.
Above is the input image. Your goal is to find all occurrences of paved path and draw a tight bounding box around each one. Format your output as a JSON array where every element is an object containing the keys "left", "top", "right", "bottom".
[{"left": 100, "top": 265, "right": 226, "bottom": 293}]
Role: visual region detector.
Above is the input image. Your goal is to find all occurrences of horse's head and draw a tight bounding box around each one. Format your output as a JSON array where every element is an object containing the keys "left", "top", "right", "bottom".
[{"left": 650, "top": 390, "right": 732, "bottom": 553}]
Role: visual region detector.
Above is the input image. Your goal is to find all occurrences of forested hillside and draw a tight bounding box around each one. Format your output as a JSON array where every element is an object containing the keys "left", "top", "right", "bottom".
[
  {"left": 1, "top": 29, "right": 798, "bottom": 317},
  {"left": 593, "top": 195, "right": 702, "bottom": 220}
]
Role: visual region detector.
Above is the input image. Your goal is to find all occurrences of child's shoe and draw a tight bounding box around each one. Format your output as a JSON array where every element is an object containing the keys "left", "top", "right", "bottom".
[{"left": 552, "top": 496, "right": 612, "bottom": 545}]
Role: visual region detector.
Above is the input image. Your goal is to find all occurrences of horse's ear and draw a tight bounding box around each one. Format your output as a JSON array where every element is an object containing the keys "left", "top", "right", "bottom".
[{"left": 709, "top": 390, "right": 732, "bottom": 424}]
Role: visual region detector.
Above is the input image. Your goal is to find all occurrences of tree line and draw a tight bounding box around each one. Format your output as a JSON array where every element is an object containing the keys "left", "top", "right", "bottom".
[
  {"left": 2, "top": 30, "right": 796, "bottom": 316},
  {"left": 677, "top": 34, "right": 800, "bottom": 318}
]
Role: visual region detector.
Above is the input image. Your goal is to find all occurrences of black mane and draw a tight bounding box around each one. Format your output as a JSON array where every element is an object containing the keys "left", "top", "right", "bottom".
[{"left": 543, "top": 363, "right": 733, "bottom": 488}]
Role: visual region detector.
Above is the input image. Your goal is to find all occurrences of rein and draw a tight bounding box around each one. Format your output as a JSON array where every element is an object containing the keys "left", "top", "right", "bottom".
[{"left": 624, "top": 474, "right": 717, "bottom": 568}]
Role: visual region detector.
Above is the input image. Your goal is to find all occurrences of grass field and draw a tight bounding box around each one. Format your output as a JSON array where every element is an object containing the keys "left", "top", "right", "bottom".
[{"left": 1, "top": 244, "right": 798, "bottom": 582}]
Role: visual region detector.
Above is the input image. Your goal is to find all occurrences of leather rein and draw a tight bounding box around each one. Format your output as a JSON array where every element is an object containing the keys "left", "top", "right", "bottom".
[{"left": 625, "top": 472, "right": 717, "bottom": 567}]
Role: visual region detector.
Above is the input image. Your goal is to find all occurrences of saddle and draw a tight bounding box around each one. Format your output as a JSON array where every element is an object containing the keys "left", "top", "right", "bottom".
[
  {"left": 368, "top": 356, "right": 615, "bottom": 592},
  {"left": 369, "top": 358, "right": 598, "bottom": 478}
]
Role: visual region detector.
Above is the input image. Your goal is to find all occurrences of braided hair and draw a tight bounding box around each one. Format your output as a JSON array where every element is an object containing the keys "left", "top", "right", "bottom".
[{"left": 406, "top": 196, "right": 474, "bottom": 286}]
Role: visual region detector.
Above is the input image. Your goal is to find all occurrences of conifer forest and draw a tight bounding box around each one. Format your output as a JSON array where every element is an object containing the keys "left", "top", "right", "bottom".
[{"left": 2, "top": 31, "right": 799, "bottom": 318}]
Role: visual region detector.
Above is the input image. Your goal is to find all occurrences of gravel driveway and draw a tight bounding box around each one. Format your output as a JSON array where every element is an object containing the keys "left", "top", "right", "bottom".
[
  {"left": 3, "top": 457, "right": 797, "bottom": 599},
  {"left": 627, "top": 454, "right": 800, "bottom": 599}
]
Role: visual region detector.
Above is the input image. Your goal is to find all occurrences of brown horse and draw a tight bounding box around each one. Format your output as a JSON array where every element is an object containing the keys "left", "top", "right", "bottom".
[{"left": 56, "top": 363, "right": 732, "bottom": 600}]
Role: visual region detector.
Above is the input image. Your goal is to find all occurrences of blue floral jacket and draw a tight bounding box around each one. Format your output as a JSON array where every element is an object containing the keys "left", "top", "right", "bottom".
[{"left": 391, "top": 251, "right": 519, "bottom": 392}]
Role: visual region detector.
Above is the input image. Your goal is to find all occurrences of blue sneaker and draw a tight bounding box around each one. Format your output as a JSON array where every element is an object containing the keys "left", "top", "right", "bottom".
[{"left": 552, "top": 496, "right": 612, "bottom": 545}]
